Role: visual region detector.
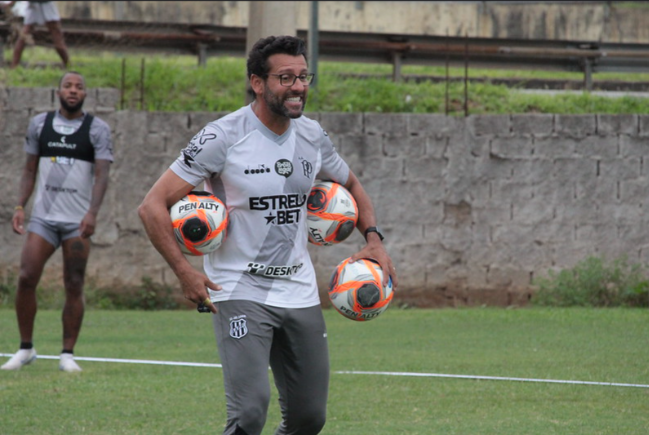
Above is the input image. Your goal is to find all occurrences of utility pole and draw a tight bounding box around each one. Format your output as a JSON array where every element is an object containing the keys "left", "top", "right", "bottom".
[
  {"left": 245, "top": 2, "right": 297, "bottom": 104},
  {"left": 308, "top": 1, "right": 319, "bottom": 88}
]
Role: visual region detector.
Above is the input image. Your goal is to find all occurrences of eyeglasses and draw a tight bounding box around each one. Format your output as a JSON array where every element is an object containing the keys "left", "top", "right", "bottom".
[{"left": 266, "top": 73, "right": 315, "bottom": 87}]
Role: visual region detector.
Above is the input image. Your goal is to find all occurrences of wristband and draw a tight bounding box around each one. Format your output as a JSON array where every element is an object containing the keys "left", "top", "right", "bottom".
[
  {"left": 364, "top": 226, "right": 385, "bottom": 241},
  {"left": 14, "top": 205, "right": 23, "bottom": 211}
]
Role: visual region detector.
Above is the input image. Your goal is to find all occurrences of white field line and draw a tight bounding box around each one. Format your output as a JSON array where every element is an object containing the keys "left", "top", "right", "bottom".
[{"left": 2, "top": 353, "right": 648, "bottom": 389}]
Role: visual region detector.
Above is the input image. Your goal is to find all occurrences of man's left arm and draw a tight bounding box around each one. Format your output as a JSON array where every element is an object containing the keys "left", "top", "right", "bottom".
[
  {"left": 344, "top": 170, "right": 398, "bottom": 288},
  {"left": 80, "top": 159, "right": 111, "bottom": 239}
]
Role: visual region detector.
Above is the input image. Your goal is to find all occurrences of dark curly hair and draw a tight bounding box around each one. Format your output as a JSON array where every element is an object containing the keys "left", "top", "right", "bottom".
[{"left": 246, "top": 35, "right": 308, "bottom": 80}]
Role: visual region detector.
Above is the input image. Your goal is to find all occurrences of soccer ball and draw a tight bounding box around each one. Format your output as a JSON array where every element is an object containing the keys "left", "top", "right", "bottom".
[
  {"left": 328, "top": 257, "right": 394, "bottom": 321},
  {"left": 307, "top": 180, "right": 358, "bottom": 246},
  {"left": 170, "top": 191, "right": 228, "bottom": 256}
]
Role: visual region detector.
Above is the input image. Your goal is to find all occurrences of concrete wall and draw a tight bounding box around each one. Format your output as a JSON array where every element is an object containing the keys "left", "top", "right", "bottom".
[
  {"left": 2, "top": 87, "right": 649, "bottom": 307},
  {"left": 53, "top": 1, "right": 649, "bottom": 44}
]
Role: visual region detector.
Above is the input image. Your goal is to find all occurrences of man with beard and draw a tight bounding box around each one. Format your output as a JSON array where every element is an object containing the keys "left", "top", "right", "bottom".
[
  {"left": 138, "top": 35, "right": 397, "bottom": 434},
  {"left": 1, "top": 71, "right": 113, "bottom": 372}
]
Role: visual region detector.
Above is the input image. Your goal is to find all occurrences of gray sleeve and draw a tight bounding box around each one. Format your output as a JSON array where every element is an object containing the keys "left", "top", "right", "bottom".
[
  {"left": 170, "top": 122, "right": 227, "bottom": 186},
  {"left": 24, "top": 112, "right": 47, "bottom": 155},
  {"left": 90, "top": 117, "right": 114, "bottom": 162},
  {"left": 316, "top": 129, "right": 350, "bottom": 185}
]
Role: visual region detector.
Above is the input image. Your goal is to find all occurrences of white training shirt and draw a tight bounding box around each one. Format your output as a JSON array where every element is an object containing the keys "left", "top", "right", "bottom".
[{"left": 170, "top": 104, "right": 349, "bottom": 308}]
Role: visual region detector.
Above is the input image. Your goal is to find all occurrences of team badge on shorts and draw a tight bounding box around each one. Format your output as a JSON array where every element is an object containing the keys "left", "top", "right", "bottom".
[{"left": 229, "top": 315, "right": 248, "bottom": 339}]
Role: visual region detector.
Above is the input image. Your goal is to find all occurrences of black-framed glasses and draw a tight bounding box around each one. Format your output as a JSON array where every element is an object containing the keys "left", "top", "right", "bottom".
[{"left": 267, "top": 73, "right": 315, "bottom": 87}]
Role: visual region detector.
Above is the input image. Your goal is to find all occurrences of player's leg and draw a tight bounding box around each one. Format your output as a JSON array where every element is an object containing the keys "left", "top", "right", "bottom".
[
  {"left": 45, "top": 20, "right": 69, "bottom": 68},
  {"left": 271, "top": 305, "right": 329, "bottom": 435},
  {"left": 60, "top": 234, "right": 90, "bottom": 353},
  {"left": 11, "top": 24, "right": 34, "bottom": 68},
  {"left": 212, "top": 300, "right": 277, "bottom": 435},
  {"left": 57, "top": 231, "right": 89, "bottom": 373},
  {"left": 1, "top": 230, "right": 57, "bottom": 370},
  {"left": 16, "top": 231, "right": 58, "bottom": 344}
]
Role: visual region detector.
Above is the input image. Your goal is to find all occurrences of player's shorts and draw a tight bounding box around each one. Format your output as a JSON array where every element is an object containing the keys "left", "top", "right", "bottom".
[
  {"left": 27, "top": 215, "right": 80, "bottom": 249},
  {"left": 24, "top": 1, "right": 61, "bottom": 26}
]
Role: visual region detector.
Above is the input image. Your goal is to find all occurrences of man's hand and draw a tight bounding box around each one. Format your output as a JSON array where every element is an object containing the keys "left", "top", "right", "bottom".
[
  {"left": 178, "top": 267, "right": 222, "bottom": 314},
  {"left": 349, "top": 236, "right": 398, "bottom": 289},
  {"left": 79, "top": 213, "right": 97, "bottom": 238},
  {"left": 12, "top": 208, "right": 25, "bottom": 235}
]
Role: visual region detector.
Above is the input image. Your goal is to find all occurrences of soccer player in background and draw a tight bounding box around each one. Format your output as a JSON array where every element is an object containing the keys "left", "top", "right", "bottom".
[
  {"left": 1, "top": 1, "right": 70, "bottom": 69},
  {"left": 1, "top": 71, "right": 113, "bottom": 372},
  {"left": 138, "top": 35, "right": 397, "bottom": 434}
]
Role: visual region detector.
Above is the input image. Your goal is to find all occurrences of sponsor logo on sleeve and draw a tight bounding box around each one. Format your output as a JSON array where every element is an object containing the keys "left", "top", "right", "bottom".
[{"left": 182, "top": 129, "right": 216, "bottom": 167}]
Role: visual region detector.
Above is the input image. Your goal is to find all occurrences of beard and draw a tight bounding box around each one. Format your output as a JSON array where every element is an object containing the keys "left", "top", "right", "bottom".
[
  {"left": 263, "top": 87, "right": 306, "bottom": 119},
  {"left": 59, "top": 96, "right": 85, "bottom": 114}
]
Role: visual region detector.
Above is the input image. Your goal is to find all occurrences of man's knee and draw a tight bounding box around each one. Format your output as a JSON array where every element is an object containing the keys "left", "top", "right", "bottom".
[
  {"left": 228, "top": 402, "right": 268, "bottom": 435},
  {"left": 18, "top": 26, "right": 35, "bottom": 45},
  {"left": 18, "top": 268, "right": 41, "bottom": 290},
  {"left": 278, "top": 408, "right": 326, "bottom": 435},
  {"left": 63, "top": 275, "right": 85, "bottom": 297}
]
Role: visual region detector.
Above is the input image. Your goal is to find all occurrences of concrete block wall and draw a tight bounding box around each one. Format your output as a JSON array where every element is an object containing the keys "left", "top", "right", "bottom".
[{"left": 2, "top": 87, "right": 648, "bottom": 307}]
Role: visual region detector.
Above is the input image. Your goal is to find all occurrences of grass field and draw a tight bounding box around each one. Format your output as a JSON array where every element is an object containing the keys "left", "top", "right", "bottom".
[{"left": 1, "top": 307, "right": 648, "bottom": 434}]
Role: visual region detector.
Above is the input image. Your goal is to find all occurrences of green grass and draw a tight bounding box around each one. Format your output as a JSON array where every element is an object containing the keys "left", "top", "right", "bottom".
[
  {"left": 3, "top": 47, "right": 649, "bottom": 114},
  {"left": 1, "top": 307, "right": 648, "bottom": 434}
]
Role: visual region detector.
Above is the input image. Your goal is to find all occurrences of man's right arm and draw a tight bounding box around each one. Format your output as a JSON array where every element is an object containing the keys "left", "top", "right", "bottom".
[{"left": 137, "top": 168, "right": 221, "bottom": 312}]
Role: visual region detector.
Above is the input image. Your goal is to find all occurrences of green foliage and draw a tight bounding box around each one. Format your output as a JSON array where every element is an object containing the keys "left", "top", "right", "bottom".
[
  {"left": 532, "top": 255, "right": 649, "bottom": 307},
  {"left": 3, "top": 47, "right": 649, "bottom": 114},
  {"left": 0, "top": 273, "right": 16, "bottom": 306},
  {"left": 86, "top": 277, "right": 181, "bottom": 311},
  {"left": 0, "top": 276, "right": 181, "bottom": 311}
]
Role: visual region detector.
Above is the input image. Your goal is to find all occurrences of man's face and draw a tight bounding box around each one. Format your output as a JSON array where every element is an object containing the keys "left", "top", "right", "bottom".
[
  {"left": 261, "top": 53, "right": 309, "bottom": 119},
  {"left": 57, "top": 73, "right": 86, "bottom": 113}
]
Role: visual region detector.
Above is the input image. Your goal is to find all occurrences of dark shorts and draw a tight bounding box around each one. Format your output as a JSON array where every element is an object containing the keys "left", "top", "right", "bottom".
[{"left": 27, "top": 216, "right": 80, "bottom": 249}]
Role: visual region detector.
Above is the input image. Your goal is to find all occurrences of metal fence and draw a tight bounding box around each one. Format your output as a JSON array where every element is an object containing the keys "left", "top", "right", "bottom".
[{"left": 2, "top": 16, "right": 649, "bottom": 89}]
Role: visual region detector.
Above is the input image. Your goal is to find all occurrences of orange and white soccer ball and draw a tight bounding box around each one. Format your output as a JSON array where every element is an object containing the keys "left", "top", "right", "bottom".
[
  {"left": 307, "top": 180, "right": 358, "bottom": 246},
  {"left": 170, "top": 191, "right": 228, "bottom": 256},
  {"left": 328, "top": 257, "right": 394, "bottom": 321}
]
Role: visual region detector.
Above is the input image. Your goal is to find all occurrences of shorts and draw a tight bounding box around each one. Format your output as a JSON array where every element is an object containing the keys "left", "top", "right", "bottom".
[
  {"left": 27, "top": 215, "right": 80, "bottom": 249},
  {"left": 24, "top": 2, "right": 61, "bottom": 26}
]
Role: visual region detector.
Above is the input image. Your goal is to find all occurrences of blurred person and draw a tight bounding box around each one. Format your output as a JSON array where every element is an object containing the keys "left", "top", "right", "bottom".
[
  {"left": 138, "top": 35, "right": 397, "bottom": 434},
  {"left": 1, "top": 1, "right": 69, "bottom": 68},
  {"left": 1, "top": 71, "right": 113, "bottom": 372}
]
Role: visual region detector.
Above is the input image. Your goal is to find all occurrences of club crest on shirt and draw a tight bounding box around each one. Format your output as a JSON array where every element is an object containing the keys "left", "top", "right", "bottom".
[
  {"left": 300, "top": 157, "right": 313, "bottom": 179},
  {"left": 275, "top": 159, "right": 293, "bottom": 178},
  {"left": 229, "top": 315, "right": 248, "bottom": 339}
]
